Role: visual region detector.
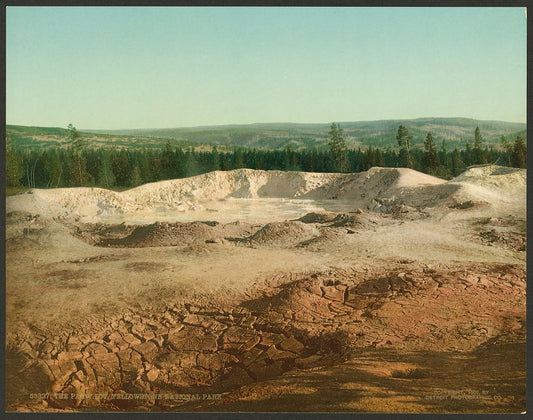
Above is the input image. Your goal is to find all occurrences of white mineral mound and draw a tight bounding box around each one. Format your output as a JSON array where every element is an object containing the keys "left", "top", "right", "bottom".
[
  {"left": 5, "top": 166, "right": 525, "bottom": 222},
  {"left": 450, "top": 165, "right": 526, "bottom": 205}
]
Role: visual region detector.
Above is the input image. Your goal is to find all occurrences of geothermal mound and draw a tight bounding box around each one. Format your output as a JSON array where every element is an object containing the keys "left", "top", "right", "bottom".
[
  {"left": 97, "top": 221, "right": 220, "bottom": 247},
  {"left": 7, "top": 166, "right": 525, "bottom": 223},
  {"left": 246, "top": 221, "right": 320, "bottom": 247},
  {"left": 296, "top": 211, "right": 339, "bottom": 224},
  {"left": 327, "top": 211, "right": 383, "bottom": 228},
  {"left": 72, "top": 220, "right": 259, "bottom": 248}
]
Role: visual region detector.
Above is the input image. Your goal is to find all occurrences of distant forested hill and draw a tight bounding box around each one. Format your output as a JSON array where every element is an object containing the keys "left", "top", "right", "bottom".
[
  {"left": 6, "top": 117, "right": 526, "bottom": 151},
  {"left": 86, "top": 117, "right": 527, "bottom": 150},
  {"left": 5, "top": 125, "right": 200, "bottom": 150}
]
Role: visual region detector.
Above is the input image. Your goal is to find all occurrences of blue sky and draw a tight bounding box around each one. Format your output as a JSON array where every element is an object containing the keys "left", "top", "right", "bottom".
[{"left": 6, "top": 7, "right": 527, "bottom": 129}]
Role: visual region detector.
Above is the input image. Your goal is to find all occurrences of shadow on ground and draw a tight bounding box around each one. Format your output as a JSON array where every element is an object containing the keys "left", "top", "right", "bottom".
[{"left": 178, "top": 342, "right": 525, "bottom": 413}]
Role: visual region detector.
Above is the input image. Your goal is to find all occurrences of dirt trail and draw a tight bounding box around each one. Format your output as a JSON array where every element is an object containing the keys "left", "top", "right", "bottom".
[{"left": 5, "top": 165, "right": 526, "bottom": 412}]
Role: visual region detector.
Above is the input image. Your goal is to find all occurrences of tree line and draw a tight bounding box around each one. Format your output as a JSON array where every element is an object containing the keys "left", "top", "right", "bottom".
[
  {"left": 394, "top": 124, "right": 526, "bottom": 176},
  {"left": 6, "top": 124, "right": 526, "bottom": 189}
]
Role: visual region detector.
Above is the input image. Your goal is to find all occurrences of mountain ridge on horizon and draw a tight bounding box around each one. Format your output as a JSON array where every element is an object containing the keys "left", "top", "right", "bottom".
[
  {"left": 80, "top": 116, "right": 526, "bottom": 132},
  {"left": 7, "top": 117, "right": 526, "bottom": 151}
]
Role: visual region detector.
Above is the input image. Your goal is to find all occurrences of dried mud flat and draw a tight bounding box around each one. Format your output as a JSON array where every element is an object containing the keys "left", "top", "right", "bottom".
[{"left": 5, "top": 166, "right": 526, "bottom": 413}]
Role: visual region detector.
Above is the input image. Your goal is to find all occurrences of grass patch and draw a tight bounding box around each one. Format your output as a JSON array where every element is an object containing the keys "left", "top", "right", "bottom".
[{"left": 6, "top": 186, "right": 29, "bottom": 196}]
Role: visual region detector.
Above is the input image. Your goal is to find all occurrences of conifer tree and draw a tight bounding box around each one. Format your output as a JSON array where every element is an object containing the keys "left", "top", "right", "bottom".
[
  {"left": 161, "top": 141, "right": 175, "bottom": 179},
  {"left": 473, "top": 126, "right": 485, "bottom": 164},
  {"left": 44, "top": 149, "right": 63, "bottom": 187},
  {"left": 511, "top": 136, "right": 526, "bottom": 168},
  {"left": 97, "top": 152, "right": 116, "bottom": 188},
  {"left": 184, "top": 148, "right": 201, "bottom": 176},
  {"left": 451, "top": 148, "right": 465, "bottom": 176},
  {"left": 140, "top": 152, "right": 153, "bottom": 182},
  {"left": 68, "top": 153, "right": 90, "bottom": 186},
  {"left": 422, "top": 132, "right": 440, "bottom": 173},
  {"left": 6, "top": 148, "right": 24, "bottom": 187},
  {"left": 112, "top": 149, "right": 132, "bottom": 186},
  {"left": 130, "top": 165, "right": 143, "bottom": 187},
  {"left": 396, "top": 125, "right": 413, "bottom": 168},
  {"left": 234, "top": 148, "right": 245, "bottom": 169},
  {"left": 328, "top": 123, "right": 348, "bottom": 172},
  {"left": 500, "top": 135, "right": 512, "bottom": 166},
  {"left": 66, "top": 124, "right": 90, "bottom": 186},
  {"left": 211, "top": 146, "right": 220, "bottom": 171}
]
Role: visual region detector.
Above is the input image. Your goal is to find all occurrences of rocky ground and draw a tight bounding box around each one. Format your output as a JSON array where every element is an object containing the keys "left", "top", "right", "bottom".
[{"left": 5, "top": 166, "right": 526, "bottom": 412}]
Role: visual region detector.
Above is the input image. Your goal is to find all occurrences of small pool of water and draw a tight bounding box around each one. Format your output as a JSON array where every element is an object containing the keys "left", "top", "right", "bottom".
[{"left": 101, "top": 198, "right": 360, "bottom": 225}]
